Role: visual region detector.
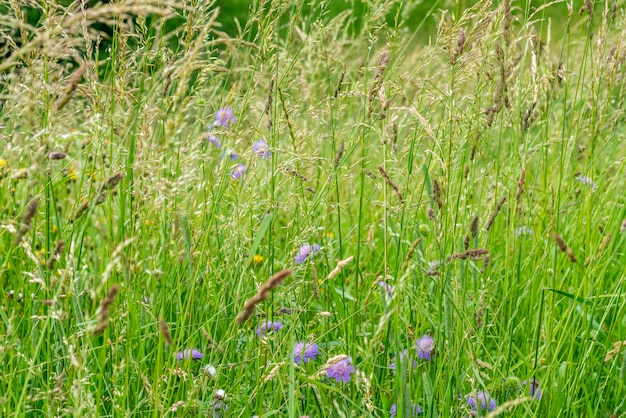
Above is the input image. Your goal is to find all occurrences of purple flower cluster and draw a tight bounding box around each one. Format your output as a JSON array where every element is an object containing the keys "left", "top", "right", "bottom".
[
  {"left": 377, "top": 281, "right": 394, "bottom": 298},
  {"left": 231, "top": 164, "right": 247, "bottom": 180},
  {"left": 415, "top": 334, "right": 435, "bottom": 361},
  {"left": 467, "top": 392, "right": 496, "bottom": 413},
  {"left": 175, "top": 348, "right": 204, "bottom": 361},
  {"left": 295, "top": 243, "right": 321, "bottom": 264},
  {"left": 214, "top": 107, "right": 236, "bottom": 128},
  {"left": 255, "top": 320, "right": 284, "bottom": 337},
  {"left": 326, "top": 357, "right": 355, "bottom": 383},
  {"left": 522, "top": 378, "right": 542, "bottom": 400},
  {"left": 390, "top": 402, "right": 422, "bottom": 417},
  {"left": 293, "top": 342, "right": 319, "bottom": 365},
  {"left": 389, "top": 349, "right": 417, "bottom": 372},
  {"left": 207, "top": 134, "right": 221, "bottom": 148},
  {"left": 223, "top": 149, "right": 239, "bottom": 161},
  {"left": 576, "top": 175, "right": 597, "bottom": 190},
  {"left": 514, "top": 226, "right": 534, "bottom": 237},
  {"left": 207, "top": 107, "right": 236, "bottom": 148},
  {"left": 253, "top": 139, "right": 271, "bottom": 159}
]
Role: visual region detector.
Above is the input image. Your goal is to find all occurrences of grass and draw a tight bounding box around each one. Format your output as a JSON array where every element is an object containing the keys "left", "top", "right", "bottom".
[{"left": 1, "top": 0, "right": 626, "bottom": 416}]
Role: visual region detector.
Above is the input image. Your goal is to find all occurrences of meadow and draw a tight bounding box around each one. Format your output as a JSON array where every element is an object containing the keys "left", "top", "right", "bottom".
[{"left": 1, "top": 0, "right": 626, "bottom": 416}]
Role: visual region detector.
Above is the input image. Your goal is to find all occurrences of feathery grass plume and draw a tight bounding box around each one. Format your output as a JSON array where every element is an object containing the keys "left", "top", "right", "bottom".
[
  {"left": 278, "top": 88, "right": 297, "bottom": 146},
  {"left": 485, "top": 44, "right": 509, "bottom": 126},
  {"left": 265, "top": 76, "right": 274, "bottom": 128},
  {"left": 368, "top": 48, "right": 390, "bottom": 114},
  {"left": 401, "top": 238, "right": 422, "bottom": 270},
  {"left": 94, "top": 284, "right": 120, "bottom": 334},
  {"left": 448, "top": 249, "right": 490, "bottom": 262},
  {"left": 596, "top": 234, "right": 611, "bottom": 260},
  {"left": 263, "top": 362, "right": 284, "bottom": 383},
  {"left": 389, "top": 119, "right": 398, "bottom": 154},
  {"left": 604, "top": 341, "right": 626, "bottom": 362},
  {"left": 334, "top": 138, "right": 345, "bottom": 168},
  {"left": 432, "top": 178, "right": 443, "bottom": 209},
  {"left": 522, "top": 102, "right": 536, "bottom": 131},
  {"left": 515, "top": 169, "right": 526, "bottom": 216},
  {"left": 14, "top": 196, "right": 39, "bottom": 246},
  {"left": 159, "top": 318, "right": 172, "bottom": 345},
  {"left": 553, "top": 232, "right": 577, "bottom": 263},
  {"left": 485, "top": 196, "right": 506, "bottom": 232},
  {"left": 237, "top": 269, "right": 292, "bottom": 325},
  {"left": 100, "top": 171, "right": 125, "bottom": 192},
  {"left": 377, "top": 165, "right": 404, "bottom": 204},
  {"left": 579, "top": 0, "right": 593, "bottom": 20},
  {"left": 327, "top": 255, "right": 354, "bottom": 280},
  {"left": 311, "top": 265, "right": 320, "bottom": 299},
  {"left": 333, "top": 68, "right": 345, "bottom": 99},
  {"left": 364, "top": 169, "right": 377, "bottom": 180},
  {"left": 450, "top": 27, "right": 466, "bottom": 65},
  {"left": 503, "top": 0, "right": 512, "bottom": 46},
  {"left": 470, "top": 215, "right": 479, "bottom": 238},
  {"left": 48, "top": 151, "right": 67, "bottom": 160},
  {"left": 74, "top": 172, "right": 125, "bottom": 220},
  {"left": 55, "top": 62, "right": 89, "bottom": 111},
  {"left": 73, "top": 200, "right": 90, "bottom": 221},
  {"left": 46, "top": 240, "right": 65, "bottom": 269},
  {"left": 482, "top": 254, "right": 491, "bottom": 272}
]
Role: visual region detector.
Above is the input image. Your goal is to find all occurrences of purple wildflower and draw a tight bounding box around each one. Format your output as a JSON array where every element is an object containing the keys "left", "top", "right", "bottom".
[
  {"left": 175, "top": 348, "right": 204, "bottom": 361},
  {"left": 207, "top": 134, "right": 221, "bottom": 148},
  {"left": 214, "top": 107, "right": 236, "bottom": 128},
  {"left": 389, "top": 349, "right": 417, "bottom": 371},
  {"left": 222, "top": 149, "right": 239, "bottom": 160},
  {"left": 253, "top": 139, "right": 271, "bottom": 159},
  {"left": 231, "top": 164, "right": 247, "bottom": 180},
  {"left": 426, "top": 260, "right": 441, "bottom": 273},
  {"left": 522, "top": 379, "right": 542, "bottom": 400},
  {"left": 467, "top": 392, "right": 496, "bottom": 413},
  {"left": 576, "top": 175, "right": 597, "bottom": 190},
  {"left": 415, "top": 334, "right": 435, "bottom": 361},
  {"left": 293, "top": 342, "right": 319, "bottom": 365},
  {"left": 210, "top": 400, "right": 227, "bottom": 418},
  {"left": 326, "top": 357, "right": 355, "bottom": 383},
  {"left": 255, "top": 320, "right": 283, "bottom": 337},
  {"left": 377, "top": 281, "right": 394, "bottom": 298},
  {"left": 514, "top": 226, "right": 534, "bottom": 237},
  {"left": 390, "top": 402, "right": 422, "bottom": 417},
  {"left": 295, "top": 243, "right": 321, "bottom": 264}
]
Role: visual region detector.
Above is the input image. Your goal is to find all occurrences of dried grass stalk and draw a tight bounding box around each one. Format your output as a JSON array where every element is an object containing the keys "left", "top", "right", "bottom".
[
  {"left": 159, "top": 318, "right": 172, "bottom": 345},
  {"left": 237, "top": 269, "right": 292, "bottom": 325},
  {"left": 485, "top": 196, "right": 506, "bottom": 232},
  {"left": 74, "top": 171, "right": 125, "bottom": 220},
  {"left": 55, "top": 63, "right": 89, "bottom": 111},
  {"left": 553, "top": 232, "right": 577, "bottom": 263},
  {"left": 448, "top": 249, "right": 490, "bottom": 262},
  {"left": 401, "top": 238, "right": 422, "bottom": 270},
  {"left": 470, "top": 215, "right": 479, "bottom": 238},
  {"left": 14, "top": 196, "right": 39, "bottom": 246},
  {"left": 327, "top": 256, "right": 354, "bottom": 280},
  {"left": 377, "top": 166, "right": 404, "bottom": 204},
  {"left": 46, "top": 240, "right": 65, "bottom": 269},
  {"left": 94, "top": 284, "right": 120, "bottom": 334}
]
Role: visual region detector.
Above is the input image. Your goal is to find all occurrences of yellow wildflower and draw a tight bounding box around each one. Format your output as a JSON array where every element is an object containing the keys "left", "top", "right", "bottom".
[{"left": 252, "top": 255, "right": 264, "bottom": 266}]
